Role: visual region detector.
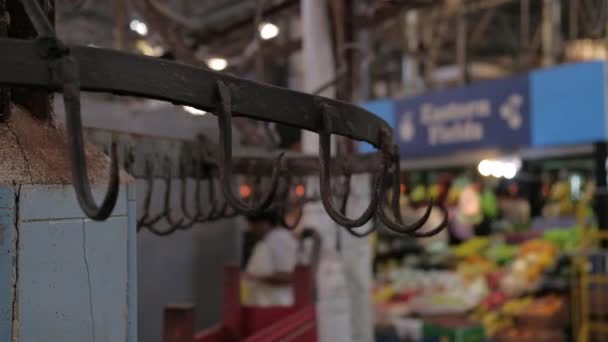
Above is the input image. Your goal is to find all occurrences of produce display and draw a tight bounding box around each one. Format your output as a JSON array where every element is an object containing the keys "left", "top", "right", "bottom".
[
  {"left": 373, "top": 230, "right": 576, "bottom": 341},
  {"left": 500, "top": 240, "right": 558, "bottom": 296},
  {"left": 373, "top": 169, "right": 598, "bottom": 341}
]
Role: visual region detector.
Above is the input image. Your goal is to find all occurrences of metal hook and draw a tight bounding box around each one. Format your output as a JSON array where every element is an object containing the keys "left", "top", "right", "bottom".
[
  {"left": 137, "top": 160, "right": 178, "bottom": 236},
  {"left": 21, "top": 0, "right": 119, "bottom": 221},
  {"left": 339, "top": 173, "right": 351, "bottom": 215},
  {"left": 334, "top": 172, "right": 375, "bottom": 238},
  {"left": 277, "top": 176, "right": 303, "bottom": 230},
  {"left": 161, "top": 158, "right": 185, "bottom": 230},
  {"left": 179, "top": 157, "right": 205, "bottom": 226},
  {"left": 377, "top": 145, "right": 448, "bottom": 237},
  {"left": 216, "top": 80, "right": 284, "bottom": 214},
  {"left": 205, "top": 172, "right": 224, "bottom": 221},
  {"left": 318, "top": 105, "right": 381, "bottom": 228},
  {"left": 193, "top": 163, "right": 214, "bottom": 222},
  {"left": 204, "top": 170, "right": 234, "bottom": 222},
  {"left": 61, "top": 54, "right": 121, "bottom": 221},
  {"left": 343, "top": 174, "right": 378, "bottom": 237},
  {"left": 137, "top": 160, "right": 155, "bottom": 232}
]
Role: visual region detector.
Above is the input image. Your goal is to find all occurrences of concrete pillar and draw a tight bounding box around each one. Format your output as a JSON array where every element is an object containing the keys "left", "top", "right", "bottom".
[
  {"left": 0, "top": 107, "right": 136, "bottom": 341},
  {"left": 340, "top": 174, "right": 374, "bottom": 342}
]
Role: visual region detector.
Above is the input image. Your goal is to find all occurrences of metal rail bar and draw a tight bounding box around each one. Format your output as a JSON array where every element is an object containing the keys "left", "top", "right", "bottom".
[
  {"left": 89, "top": 130, "right": 386, "bottom": 178},
  {"left": 0, "top": 38, "right": 391, "bottom": 148}
]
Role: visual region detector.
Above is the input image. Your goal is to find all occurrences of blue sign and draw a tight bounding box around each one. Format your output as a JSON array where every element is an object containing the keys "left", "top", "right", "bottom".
[
  {"left": 395, "top": 75, "right": 530, "bottom": 156},
  {"left": 531, "top": 61, "right": 607, "bottom": 146},
  {"left": 359, "top": 100, "right": 395, "bottom": 153}
]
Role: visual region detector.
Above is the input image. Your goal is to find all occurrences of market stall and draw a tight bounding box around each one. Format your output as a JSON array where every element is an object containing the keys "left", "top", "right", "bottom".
[{"left": 366, "top": 61, "right": 608, "bottom": 342}]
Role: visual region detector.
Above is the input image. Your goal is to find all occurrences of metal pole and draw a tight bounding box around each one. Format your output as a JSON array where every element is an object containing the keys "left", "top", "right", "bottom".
[
  {"left": 112, "top": 0, "right": 127, "bottom": 50},
  {"left": 593, "top": 142, "right": 608, "bottom": 231},
  {"left": 402, "top": 10, "right": 420, "bottom": 96},
  {"left": 254, "top": 0, "right": 265, "bottom": 81},
  {"left": 521, "top": 0, "right": 530, "bottom": 48},
  {"left": 456, "top": 3, "right": 468, "bottom": 85},
  {"left": 570, "top": 0, "right": 579, "bottom": 40},
  {"left": 541, "top": 0, "right": 561, "bottom": 67}
]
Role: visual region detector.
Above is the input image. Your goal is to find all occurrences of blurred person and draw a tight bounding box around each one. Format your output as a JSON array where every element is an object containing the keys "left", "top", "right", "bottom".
[{"left": 243, "top": 211, "right": 298, "bottom": 307}]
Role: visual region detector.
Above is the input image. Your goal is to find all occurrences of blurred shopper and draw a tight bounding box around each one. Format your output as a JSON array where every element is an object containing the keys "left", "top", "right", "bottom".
[{"left": 244, "top": 211, "right": 298, "bottom": 307}]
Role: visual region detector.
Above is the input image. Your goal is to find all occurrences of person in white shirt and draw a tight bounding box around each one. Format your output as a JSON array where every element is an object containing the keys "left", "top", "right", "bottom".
[{"left": 244, "top": 211, "right": 298, "bottom": 307}]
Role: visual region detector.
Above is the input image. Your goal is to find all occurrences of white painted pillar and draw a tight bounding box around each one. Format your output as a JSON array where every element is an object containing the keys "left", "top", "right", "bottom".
[
  {"left": 300, "top": 1, "right": 353, "bottom": 342},
  {"left": 300, "top": 1, "right": 374, "bottom": 341}
]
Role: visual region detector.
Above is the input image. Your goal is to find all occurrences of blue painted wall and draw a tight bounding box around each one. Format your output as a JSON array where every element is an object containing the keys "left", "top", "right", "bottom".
[
  {"left": 0, "top": 186, "right": 14, "bottom": 342},
  {"left": 531, "top": 61, "right": 607, "bottom": 146},
  {"left": 0, "top": 184, "right": 136, "bottom": 342}
]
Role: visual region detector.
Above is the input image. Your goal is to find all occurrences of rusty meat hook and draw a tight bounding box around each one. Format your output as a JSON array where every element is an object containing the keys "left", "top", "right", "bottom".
[
  {"left": 205, "top": 170, "right": 234, "bottom": 221},
  {"left": 318, "top": 105, "right": 381, "bottom": 228},
  {"left": 341, "top": 172, "right": 378, "bottom": 238},
  {"left": 336, "top": 172, "right": 376, "bottom": 237},
  {"left": 161, "top": 159, "right": 186, "bottom": 231},
  {"left": 278, "top": 176, "right": 303, "bottom": 230},
  {"left": 137, "top": 160, "right": 179, "bottom": 236},
  {"left": 216, "top": 80, "right": 284, "bottom": 215},
  {"left": 206, "top": 172, "right": 226, "bottom": 221},
  {"left": 194, "top": 164, "right": 215, "bottom": 222},
  {"left": 21, "top": 0, "right": 119, "bottom": 221},
  {"left": 377, "top": 144, "right": 448, "bottom": 237},
  {"left": 179, "top": 157, "right": 207, "bottom": 227},
  {"left": 339, "top": 173, "right": 351, "bottom": 215},
  {"left": 137, "top": 160, "right": 155, "bottom": 231},
  {"left": 59, "top": 54, "right": 120, "bottom": 220},
  {"left": 205, "top": 169, "right": 223, "bottom": 221}
]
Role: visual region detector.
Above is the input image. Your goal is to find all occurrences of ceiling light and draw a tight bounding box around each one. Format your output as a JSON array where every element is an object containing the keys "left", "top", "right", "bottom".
[
  {"left": 490, "top": 161, "right": 505, "bottom": 178},
  {"left": 183, "top": 106, "right": 207, "bottom": 116},
  {"left": 503, "top": 163, "right": 518, "bottom": 179},
  {"left": 478, "top": 160, "right": 493, "bottom": 177},
  {"left": 259, "top": 22, "right": 280, "bottom": 40},
  {"left": 129, "top": 19, "right": 148, "bottom": 36},
  {"left": 207, "top": 57, "right": 228, "bottom": 71}
]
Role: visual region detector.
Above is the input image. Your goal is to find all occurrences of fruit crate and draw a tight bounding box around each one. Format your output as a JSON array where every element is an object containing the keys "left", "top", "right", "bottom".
[
  {"left": 494, "top": 328, "right": 566, "bottom": 342},
  {"left": 513, "top": 296, "right": 568, "bottom": 329},
  {"left": 421, "top": 315, "right": 485, "bottom": 342}
]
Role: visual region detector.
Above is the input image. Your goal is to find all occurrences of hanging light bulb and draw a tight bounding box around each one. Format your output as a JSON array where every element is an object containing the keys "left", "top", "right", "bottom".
[
  {"left": 259, "top": 22, "right": 280, "bottom": 40},
  {"left": 207, "top": 57, "right": 228, "bottom": 71},
  {"left": 129, "top": 19, "right": 148, "bottom": 36}
]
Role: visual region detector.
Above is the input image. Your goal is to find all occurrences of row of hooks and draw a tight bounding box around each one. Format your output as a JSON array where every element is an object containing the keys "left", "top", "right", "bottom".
[
  {"left": 133, "top": 156, "right": 322, "bottom": 236},
  {"left": 18, "top": 0, "right": 447, "bottom": 239}
]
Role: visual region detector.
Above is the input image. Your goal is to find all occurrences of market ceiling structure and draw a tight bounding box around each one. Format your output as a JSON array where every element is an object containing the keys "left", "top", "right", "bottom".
[{"left": 55, "top": 0, "right": 607, "bottom": 96}]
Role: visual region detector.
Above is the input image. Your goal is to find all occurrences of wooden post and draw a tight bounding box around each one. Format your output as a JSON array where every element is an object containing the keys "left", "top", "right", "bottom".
[
  {"left": 223, "top": 265, "right": 243, "bottom": 340},
  {"left": 6, "top": 0, "right": 54, "bottom": 121},
  {"left": 0, "top": 0, "right": 8, "bottom": 120},
  {"left": 163, "top": 305, "right": 195, "bottom": 342},
  {"left": 293, "top": 265, "right": 313, "bottom": 309}
]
